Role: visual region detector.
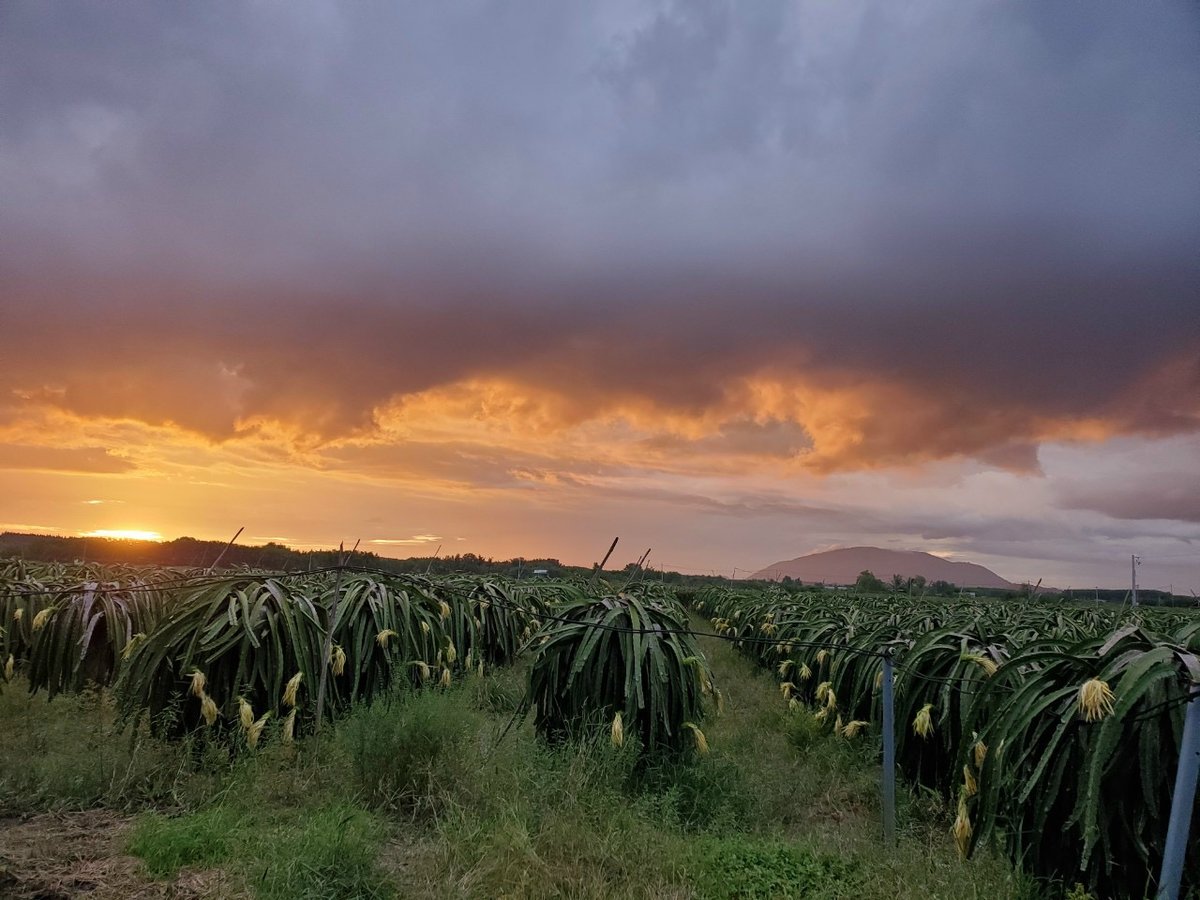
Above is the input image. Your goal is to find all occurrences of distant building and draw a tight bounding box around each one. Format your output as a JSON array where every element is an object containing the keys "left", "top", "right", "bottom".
[{"left": 532, "top": 568, "right": 549, "bottom": 577}]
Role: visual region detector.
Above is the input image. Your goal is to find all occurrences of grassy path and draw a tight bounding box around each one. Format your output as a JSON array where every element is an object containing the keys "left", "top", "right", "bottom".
[
  {"left": 375, "top": 620, "right": 1025, "bottom": 898},
  {"left": 690, "top": 618, "right": 1023, "bottom": 899}
]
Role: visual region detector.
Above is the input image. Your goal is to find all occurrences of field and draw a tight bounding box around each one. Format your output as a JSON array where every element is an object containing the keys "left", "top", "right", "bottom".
[{"left": 1, "top": 561, "right": 1197, "bottom": 898}]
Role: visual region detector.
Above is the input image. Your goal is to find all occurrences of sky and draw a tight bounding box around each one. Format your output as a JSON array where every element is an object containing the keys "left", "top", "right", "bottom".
[{"left": 1, "top": 1, "right": 1198, "bottom": 591}]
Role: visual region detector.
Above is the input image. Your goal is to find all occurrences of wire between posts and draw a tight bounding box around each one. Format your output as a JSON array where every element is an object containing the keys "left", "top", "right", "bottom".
[
  {"left": 1130, "top": 686, "right": 1200, "bottom": 723},
  {"left": 3, "top": 562, "right": 1194, "bottom": 717},
  {"left": 0, "top": 565, "right": 345, "bottom": 598}
]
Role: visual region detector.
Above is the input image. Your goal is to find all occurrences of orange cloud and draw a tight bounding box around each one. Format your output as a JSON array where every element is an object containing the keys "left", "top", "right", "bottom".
[
  {"left": 0, "top": 443, "right": 135, "bottom": 474},
  {"left": 3, "top": 347, "right": 1198, "bottom": 499},
  {"left": 3, "top": 264, "right": 1198, "bottom": 492}
]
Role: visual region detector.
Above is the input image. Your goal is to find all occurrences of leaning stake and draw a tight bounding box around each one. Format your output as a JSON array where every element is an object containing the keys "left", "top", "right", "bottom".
[
  {"left": 589, "top": 536, "right": 619, "bottom": 587},
  {"left": 206, "top": 526, "right": 244, "bottom": 574}
]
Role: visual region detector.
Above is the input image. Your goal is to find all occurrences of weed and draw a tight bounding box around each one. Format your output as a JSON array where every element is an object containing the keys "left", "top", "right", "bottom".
[
  {"left": 687, "top": 834, "right": 859, "bottom": 900},
  {"left": 0, "top": 679, "right": 201, "bottom": 812},
  {"left": 340, "top": 685, "right": 482, "bottom": 816},
  {"left": 471, "top": 664, "right": 527, "bottom": 714},
  {"left": 632, "top": 753, "right": 754, "bottom": 831}
]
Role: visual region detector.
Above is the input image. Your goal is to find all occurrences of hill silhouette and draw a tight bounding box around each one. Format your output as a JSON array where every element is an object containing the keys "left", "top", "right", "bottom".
[{"left": 751, "top": 546, "right": 1017, "bottom": 590}]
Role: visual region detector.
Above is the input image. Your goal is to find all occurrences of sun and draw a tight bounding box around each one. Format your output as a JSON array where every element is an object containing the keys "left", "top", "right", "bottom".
[{"left": 81, "top": 529, "right": 164, "bottom": 542}]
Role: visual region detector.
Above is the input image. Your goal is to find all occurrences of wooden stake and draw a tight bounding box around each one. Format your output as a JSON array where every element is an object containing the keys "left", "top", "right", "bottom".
[
  {"left": 621, "top": 548, "right": 652, "bottom": 590},
  {"left": 425, "top": 544, "right": 442, "bottom": 575},
  {"left": 590, "top": 536, "right": 619, "bottom": 586},
  {"left": 206, "top": 527, "right": 245, "bottom": 574}
]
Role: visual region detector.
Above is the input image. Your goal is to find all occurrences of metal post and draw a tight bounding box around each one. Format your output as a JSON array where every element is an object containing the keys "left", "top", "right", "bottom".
[
  {"left": 881, "top": 655, "right": 896, "bottom": 846},
  {"left": 1133, "top": 554, "right": 1141, "bottom": 607},
  {"left": 1158, "top": 686, "right": 1200, "bottom": 900}
]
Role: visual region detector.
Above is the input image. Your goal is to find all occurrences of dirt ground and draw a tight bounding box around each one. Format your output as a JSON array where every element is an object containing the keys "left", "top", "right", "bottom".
[{"left": 0, "top": 811, "right": 240, "bottom": 900}]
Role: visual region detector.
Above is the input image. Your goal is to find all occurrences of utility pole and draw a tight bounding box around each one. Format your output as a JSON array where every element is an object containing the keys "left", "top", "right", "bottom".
[{"left": 1132, "top": 554, "right": 1141, "bottom": 607}]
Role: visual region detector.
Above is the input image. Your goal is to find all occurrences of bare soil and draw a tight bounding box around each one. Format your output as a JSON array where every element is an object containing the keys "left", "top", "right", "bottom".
[{"left": 0, "top": 811, "right": 241, "bottom": 900}]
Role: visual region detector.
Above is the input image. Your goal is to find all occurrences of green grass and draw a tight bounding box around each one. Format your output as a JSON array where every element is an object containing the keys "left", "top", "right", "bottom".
[
  {"left": 129, "top": 805, "right": 240, "bottom": 877},
  {"left": 130, "top": 794, "right": 391, "bottom": 899},
  {"left": 686, "top": 834, "right": 858, "bottom": 900},
  {"left": 1, "top": 641, "right": 1035, "bottom": 900},
  {"left": 689, "top": 625, "right": 1024, "bottom": 900}
]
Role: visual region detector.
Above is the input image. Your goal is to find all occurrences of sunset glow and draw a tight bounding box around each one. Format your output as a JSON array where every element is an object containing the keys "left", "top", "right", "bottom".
[
  {"left": 1, "top": 3, "right": 1197, "bottom": 591},
  {"left": 81, "top": 529, "right": 164, "bottom": 543}
]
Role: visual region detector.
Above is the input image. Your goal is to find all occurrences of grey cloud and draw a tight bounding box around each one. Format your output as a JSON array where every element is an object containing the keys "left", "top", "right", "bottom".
[
  {"left": 1051, "top": 436, "right": 1200, "bottom": 525},
  {"left": 2, "top": 1, "right": 1197, "bottom": 275},
  {"left": 1058, "top": 478, "right": 1200, "bottom": 525},
  {"left": 590, "top": 485, "right": 856, "bottom": 522},
  {"left": 1, "top": 4, "right": 1198, "bottom": 478}
]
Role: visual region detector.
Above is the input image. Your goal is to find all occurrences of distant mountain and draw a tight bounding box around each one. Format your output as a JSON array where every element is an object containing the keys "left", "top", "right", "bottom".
[{"left": 751, "top": 546, "right": 1018, "bottom": 590}]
